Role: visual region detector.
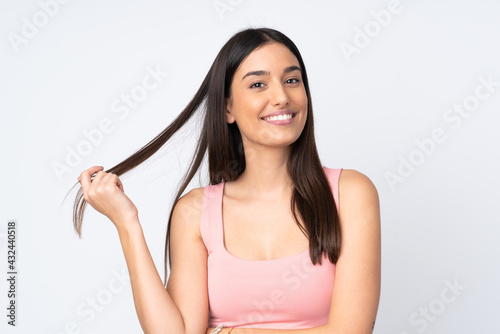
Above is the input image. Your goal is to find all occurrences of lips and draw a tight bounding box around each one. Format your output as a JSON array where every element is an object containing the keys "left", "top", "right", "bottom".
[
  {"left": 261, "top": 110, "right": 297, "bottom": 122},
  {"left": 261, "top": 110, "right": 297, "bottom": 125},
  {"left": 262, "top": 113, "right": 294, "bottom": 121}
]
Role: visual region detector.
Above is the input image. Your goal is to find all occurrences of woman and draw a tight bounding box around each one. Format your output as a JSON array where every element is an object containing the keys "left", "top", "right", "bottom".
[{"left": 73, "top": 28, "right": 381, "bottom": 333}]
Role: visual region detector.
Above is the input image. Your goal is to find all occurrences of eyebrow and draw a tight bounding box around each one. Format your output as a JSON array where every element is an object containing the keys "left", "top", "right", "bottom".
[{"left": 241, "top": 65, "right": 302, "bottom": 81}]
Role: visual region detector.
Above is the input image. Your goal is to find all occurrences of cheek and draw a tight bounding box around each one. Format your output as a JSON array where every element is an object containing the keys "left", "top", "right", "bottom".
[
  {"left": 299, "top": 90, "right": 308, "bottom": 108},
  {"left": 233, "top": 96, "right": 267, "bottom": 121},
  {"left": 289, "top": 87, "right": 307, "bottom": 105},
  {"left": 300, "top": 98, "right": 308, "bottom": 111},
  {"left": 296, "top": 92, "right": 308, "bottom": 123}
]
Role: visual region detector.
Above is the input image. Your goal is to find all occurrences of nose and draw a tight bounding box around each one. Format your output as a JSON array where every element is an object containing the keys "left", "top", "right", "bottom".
[{"left": 270, "top": 82, "right": 289, "bottom": 107}]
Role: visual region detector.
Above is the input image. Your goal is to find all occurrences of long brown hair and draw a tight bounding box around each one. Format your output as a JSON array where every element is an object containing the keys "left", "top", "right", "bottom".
[{"left": 71, "top": 28, "right": 340, "bottom": 285}]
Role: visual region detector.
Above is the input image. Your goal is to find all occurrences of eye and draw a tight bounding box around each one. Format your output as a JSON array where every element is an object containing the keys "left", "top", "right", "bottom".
[
  {"left": 285, "top": 78, "right": 300, "bottom": 84},
  {"left": 250, "top": 82, "right": 265, "bottom": 88}
]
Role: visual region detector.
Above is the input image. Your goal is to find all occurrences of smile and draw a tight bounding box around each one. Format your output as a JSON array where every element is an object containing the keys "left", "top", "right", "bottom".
[
  {"left": 263, "top": 113, "right": 294, "bottom": 121},
  {"left": 261, "top": 112, "right": 297, "bottom": 125}
]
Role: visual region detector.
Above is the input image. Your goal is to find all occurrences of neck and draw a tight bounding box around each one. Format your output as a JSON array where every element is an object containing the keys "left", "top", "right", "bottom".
[{"left": 234, "top": 144, "right": 293, "bottom": 198}]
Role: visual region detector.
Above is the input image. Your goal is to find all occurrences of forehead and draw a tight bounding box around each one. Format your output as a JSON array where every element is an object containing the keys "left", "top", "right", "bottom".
[{"left": 236, "top": 42, "right": 300, "bottom": 74}]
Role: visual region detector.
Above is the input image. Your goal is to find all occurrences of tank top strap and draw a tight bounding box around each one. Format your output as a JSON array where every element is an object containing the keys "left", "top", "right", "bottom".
[
  {"left": 322, "top": 166, "right": 342, "bottom": 212},
  {"left": 200, "top": 168, "right": 341, "bottom": 254},
  {"left": 200, "top": 182, "right": 225, "bottom": 255}
]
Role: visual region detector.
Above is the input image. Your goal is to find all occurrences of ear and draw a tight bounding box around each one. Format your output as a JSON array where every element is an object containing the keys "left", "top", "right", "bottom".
[{"left": 225, "top": 97, "right": 235, "bottom": 124}]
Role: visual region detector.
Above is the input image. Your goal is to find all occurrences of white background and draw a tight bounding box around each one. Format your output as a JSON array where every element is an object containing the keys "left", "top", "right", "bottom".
[{"left": 1, "top": 0, "right": 499, "bottom": 333}]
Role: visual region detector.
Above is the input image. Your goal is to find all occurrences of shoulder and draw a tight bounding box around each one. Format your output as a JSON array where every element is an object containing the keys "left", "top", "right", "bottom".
[
  {"left": 338, "top": 169, "right": 379, "bottom": 204},
  {"left": 171, "top": 186, "right": 206, "bottom": 234},
  {"left": 175, "top": 186, "right": 205, "bottom": 211},
  {"left": 337, "top": 169, "right": 380, "bottom": 226},
  {"left": 323, "top": 167, "right": 379, "bottom": 204}
]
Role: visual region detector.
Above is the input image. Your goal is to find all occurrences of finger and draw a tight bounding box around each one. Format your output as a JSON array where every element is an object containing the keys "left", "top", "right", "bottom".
[
  {"left": 79, "top": 166, "right": 104, "bottom": 181},
  {"left": 79, "top": 166, "right": 104, "bottom": 192},
  {"left": 79, "top": 166, "right": 104, "bottom": 184},
  {"left": 115, "top": 175, "right": 124, "bottom": 192},
  {"left": 102, "top": 172, "right": 124, "bottom": 192},
  {"left": 90, "top": 170, "right": 107, "bottom": 184}
]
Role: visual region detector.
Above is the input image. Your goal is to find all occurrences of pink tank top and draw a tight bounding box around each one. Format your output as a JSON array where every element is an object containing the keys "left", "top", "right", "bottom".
[{"left": 200, "top": 166, "right": 342, "bottom": 329}]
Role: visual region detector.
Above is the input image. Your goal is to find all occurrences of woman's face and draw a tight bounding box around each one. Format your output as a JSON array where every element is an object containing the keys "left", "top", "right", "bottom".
[{"left": 226, "top": 42, "right": 308, "bottom": 151}]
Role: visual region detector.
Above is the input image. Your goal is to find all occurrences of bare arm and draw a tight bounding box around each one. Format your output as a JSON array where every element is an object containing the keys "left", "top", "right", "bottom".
[
  {"left": 117, "top": 221, "right": 186, "bottom": 333},
  {"left": 206, "top": 169, "right": 381, "bottom": 334},
  {"left": 166, "top": 187, "right": 210, "bottom": 333},
  {"left": 78, "top": 166, "right": 209, "bottom": 334}
]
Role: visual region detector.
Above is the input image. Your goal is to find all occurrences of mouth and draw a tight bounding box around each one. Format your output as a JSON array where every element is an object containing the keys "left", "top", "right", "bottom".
[
  {"left": 262, "top": 113, "right": 295, "bottom": 122},
  {"left": 261, "top": 112, "right": 297, "bottom": 125}
]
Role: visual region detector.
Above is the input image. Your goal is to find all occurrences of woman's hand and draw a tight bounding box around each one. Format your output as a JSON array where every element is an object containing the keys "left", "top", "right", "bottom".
[{"left": 78, "top": 166, "right": 138, "bottom": 230}]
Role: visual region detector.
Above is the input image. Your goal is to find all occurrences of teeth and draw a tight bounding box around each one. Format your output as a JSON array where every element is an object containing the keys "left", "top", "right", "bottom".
[{"left": 264, "top": 114, "right": 293, "bottom": 121}]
